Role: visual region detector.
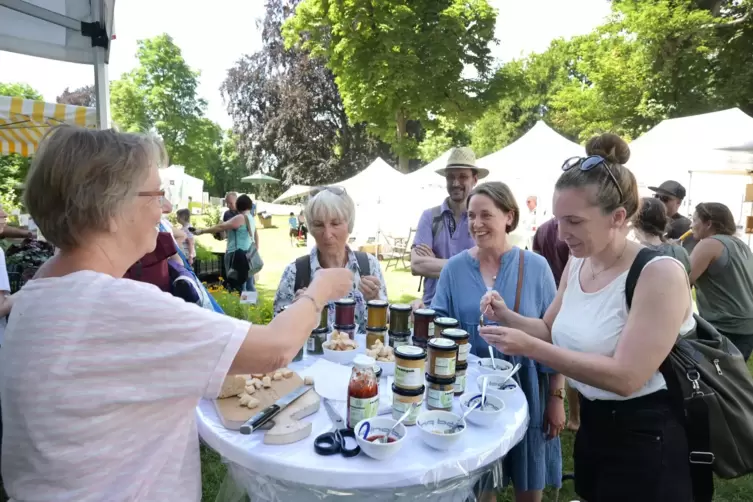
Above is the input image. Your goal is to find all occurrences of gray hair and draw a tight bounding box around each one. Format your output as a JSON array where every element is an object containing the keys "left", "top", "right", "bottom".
[
  {"left": 24, "top": 125, "right": 167, "bottom": 250},
  {"left": 304, "top": 188, "right": 356, "bottom": 233},
  {"left": 225, "top": 191, "right": 238, "bottom": 201}
]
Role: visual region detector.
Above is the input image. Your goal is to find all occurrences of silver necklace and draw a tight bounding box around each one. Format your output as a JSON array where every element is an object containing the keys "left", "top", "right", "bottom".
[{"left": 589, "top": 239, "right": 628, "bottom": 280}]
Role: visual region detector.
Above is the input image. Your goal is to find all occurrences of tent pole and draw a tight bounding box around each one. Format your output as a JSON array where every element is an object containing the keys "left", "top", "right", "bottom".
[
  {"left": 686, "top": 171, "right": 693, "bottom": 217},
  {"left": 91, "top": 0, "right": 110, "bottom": 129}
]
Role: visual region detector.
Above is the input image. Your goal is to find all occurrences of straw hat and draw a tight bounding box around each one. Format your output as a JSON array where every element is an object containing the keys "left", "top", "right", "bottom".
[{"left": 434, "top": 147, "right": 489, "bottom": 179}]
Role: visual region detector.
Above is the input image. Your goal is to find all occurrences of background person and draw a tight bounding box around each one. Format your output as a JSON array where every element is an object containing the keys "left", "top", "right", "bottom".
[
  {"left": 689, "top": 202, "right": 753, "bottom": 360},
  {"left": 410, "top": 147, "right": 486, "bottom": 305},
  {"left": 0, "top": 125, "right": 352, "bottom": 501},
  {"left": 648, "top": 180, "right": 691, "bottom": 240},
  {"left": 480, "top": 133, "right": 695, "bottom": 502},
  {"left": 633, "top": 197, "right": 690, "bottom": 274},
  {"left": 273, "top": 187, "right": 387, "bottom": 332}
]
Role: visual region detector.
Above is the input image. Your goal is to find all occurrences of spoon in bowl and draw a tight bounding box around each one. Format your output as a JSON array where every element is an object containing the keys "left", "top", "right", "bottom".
[
  {"left": 493, "top": 362, "right": 522, "bottom": 389},
  {"left": 488, "top": 346, "right": 497, "bottom": 370},
  {"left": 380, "top": 402, "right": 417, "bottom": 443}
]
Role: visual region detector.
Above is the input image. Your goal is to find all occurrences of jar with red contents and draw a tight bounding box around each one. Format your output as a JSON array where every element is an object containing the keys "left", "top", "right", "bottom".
[
  {"left": 347, "top": 354, "right": 379, "bottom": 429},
  {"left": 335, "top": 298, "right": 357, "bottom": 340},
  {"left": 412, "top": 308, "right": 436, "bottom": 344}
]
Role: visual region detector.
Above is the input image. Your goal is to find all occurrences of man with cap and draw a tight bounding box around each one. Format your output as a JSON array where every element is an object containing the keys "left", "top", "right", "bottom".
[
  {"left": 410, "top": 147, "right": 488, "bottom": 305},
  {"left": 649, "top": 180, "right": 691, "bottom": 240}
]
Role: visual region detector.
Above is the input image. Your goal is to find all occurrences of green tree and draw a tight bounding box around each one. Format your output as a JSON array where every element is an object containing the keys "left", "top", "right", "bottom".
[
  {"left": 0, "top": 82, "right": 42, "bottom": 100},
  {"left": 56, "top": 85, "right": 96, "bottom": 107},
  {"left": 283, "top": 0, "right": 497, "bottom": 172}
]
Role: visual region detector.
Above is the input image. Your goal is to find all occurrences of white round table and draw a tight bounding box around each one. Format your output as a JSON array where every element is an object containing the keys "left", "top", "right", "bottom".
[{"left": 197, "top": 354, "right": 529, "bottom": 501}]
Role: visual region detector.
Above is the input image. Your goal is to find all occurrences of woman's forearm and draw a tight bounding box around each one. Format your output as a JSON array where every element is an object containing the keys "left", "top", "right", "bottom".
[
  {"left": 0, "top": 295, "right": 12, "bottom": 317},
  {"left": 549, "top": 372, "right": 565, "bottom": 393},
  {"left": 202, "top": 222, "right": 231, "bottom": 234}
]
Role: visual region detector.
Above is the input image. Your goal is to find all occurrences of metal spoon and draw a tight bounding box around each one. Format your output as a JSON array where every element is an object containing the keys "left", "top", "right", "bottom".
[
  {"left": 451, "top": 399, "right": 480, "bottom": 433},
  {"left": 488, "top": 346, "right": 497, "bottom": 370},
  {"left": 380, "top": 402, "right": 416, "bottom": 443},
  {"left": 494, "top": 363, "right": 522, "bottom": 389},
  {"left": 480, "top": 376, "right": 489, "bottom": 411}
]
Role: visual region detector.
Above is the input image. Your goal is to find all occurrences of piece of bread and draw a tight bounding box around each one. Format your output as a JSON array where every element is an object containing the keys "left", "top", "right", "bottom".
[
  {"left": 304, "top": 376, "right": 314, "bottom": 385},
  {"left": 218, "top": 375, "right": 247, "bottom": 399},
  {"left": 246, "top": 397, "right": 260, "bottom": 409},
  {"left": 281, "top": 368, "right": 293, "bottom": 378},
  {"left": 245, "top": 385, "right": 256, "bottom": 395},
  {"left": 239, "top": 393, "right": 253, "bottom": 406},
  {"left": 262, "top": 376, "right": 272, "bottom": 388}
]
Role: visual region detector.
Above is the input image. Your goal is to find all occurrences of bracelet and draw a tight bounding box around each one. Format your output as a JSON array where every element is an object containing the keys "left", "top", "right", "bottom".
[
  {"left": 550, "top": 388, "right": 566, "bottom": 399},
  {"left": 298, "top": 293, "right": 322, "bottom": 312}
]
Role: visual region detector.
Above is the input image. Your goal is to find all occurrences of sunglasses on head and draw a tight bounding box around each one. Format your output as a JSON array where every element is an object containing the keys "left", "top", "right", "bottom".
[
  {"left": 562, "top": 155, "right": 624, "bottom": 203},
  {"left": 654, "top": 194, "right": 671, "bottom": 203}
]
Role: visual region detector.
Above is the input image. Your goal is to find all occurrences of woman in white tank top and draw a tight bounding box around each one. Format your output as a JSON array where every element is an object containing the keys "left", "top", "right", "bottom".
[{"left": 477, "top": 134, "right": 695, "bottom": 502}]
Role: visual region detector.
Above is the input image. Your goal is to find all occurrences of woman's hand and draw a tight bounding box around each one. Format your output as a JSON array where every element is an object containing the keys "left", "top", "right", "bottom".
[
  {"left": 544, "top": 395, "right": 566, "bottom": 439},
  {"left": 478, "top": 326, "right": 536, "bottom": 357},
  {"left": 480, "top": 290, "right": 508, "bottom": 323},
  {"left": 311, "top": 268, "right": 354, "bottom": 302},
  {"left": 358, "top": 275, "right": 382, "bottom": 301},
  {"left": 193, "top": 228, "right": 203, "bottom": 236}
]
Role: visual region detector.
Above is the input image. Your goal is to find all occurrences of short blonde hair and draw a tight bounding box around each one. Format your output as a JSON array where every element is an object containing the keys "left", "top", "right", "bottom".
[
  {"left": 468, "top": 182, "right": 520, "bottom": 233},
  {"left": 24, "top": 125, "right": 167, "bottom": 250},
  {"left": 304, "top": 188, "right": 356, "bottom": 233}
]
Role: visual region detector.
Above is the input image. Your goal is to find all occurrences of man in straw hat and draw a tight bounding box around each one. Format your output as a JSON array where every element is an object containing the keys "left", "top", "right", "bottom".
[{"left": 410, "top": 147, "right": 489, "bottom": 305}]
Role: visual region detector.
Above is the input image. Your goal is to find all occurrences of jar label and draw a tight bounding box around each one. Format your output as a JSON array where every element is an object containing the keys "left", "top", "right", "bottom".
[
  {"left": 458, "top": 343, "right": 471, "bottom": 361},
  {"left": 454, "top": 373, "right": 467, "bottom": 393},
  {"left": 390, "top": 337, "right": 411, "bottom": 348},
  {"left": 392, "top": 399, "right": 422, "bottom": 423},
  {"left": 434, "top": 356, "right": 457, "bottom": 376},
  {"left": 306, "top": 337, "right": 315, "bottom": 352},
  {"left": 348, "top": 395, "right": 379, "bottom": 428},
  {"left": 427, "top": 388, "right": 453, "bottom": 409},
  {"left": 428, "top": 325, "right": 435, "bottom": 338},
  {"left": 395, "top": 365, "right": 423, "bottom": 387}
]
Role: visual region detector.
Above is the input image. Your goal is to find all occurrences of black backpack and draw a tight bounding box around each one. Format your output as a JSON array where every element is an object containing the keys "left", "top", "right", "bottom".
[
  {"left": 626, "top": 248, "right": 753, "bottom": 502},
  {"left": 293, "top": 252, "right": 370, "bottom": 292}
]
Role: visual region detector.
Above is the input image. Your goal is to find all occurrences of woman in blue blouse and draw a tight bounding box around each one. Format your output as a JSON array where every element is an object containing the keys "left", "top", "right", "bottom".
[{"left": 431, "top": 182, "right": 565, "bottom": 502}]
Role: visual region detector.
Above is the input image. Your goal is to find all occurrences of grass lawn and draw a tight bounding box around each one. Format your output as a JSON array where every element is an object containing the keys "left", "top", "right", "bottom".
[{"left": 196, "top": 215, "right": 753, "bottom": 501}]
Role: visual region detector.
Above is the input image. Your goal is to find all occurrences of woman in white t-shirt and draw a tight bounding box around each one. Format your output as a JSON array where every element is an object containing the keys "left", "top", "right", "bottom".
[
  {"left": 478, "top": 134, "right": 694, "bottom": 502},
  {"left": 0, "top": 125, "right": 352, "bottom": 502}
]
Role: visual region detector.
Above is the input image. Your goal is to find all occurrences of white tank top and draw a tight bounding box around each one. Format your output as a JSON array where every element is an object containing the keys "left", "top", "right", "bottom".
[{"left": 551, "top": 256, "right": 695, "bottom": 401}]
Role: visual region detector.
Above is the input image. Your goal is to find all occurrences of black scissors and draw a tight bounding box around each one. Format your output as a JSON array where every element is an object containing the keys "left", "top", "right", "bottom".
[{"left": 313, "top": 399, "right": 360, "bottom": 457}]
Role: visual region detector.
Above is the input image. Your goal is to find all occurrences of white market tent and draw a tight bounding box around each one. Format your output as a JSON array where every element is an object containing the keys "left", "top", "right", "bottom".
[
  {"left": 273, "top": 184, "right": 315, "bottom": 204},
  {"left": 160, "top": 165, "right": 204, "bottom": 209},
  {"left": 0, "top": 95, "right": 96, "bottom": 155},
  {"left": 0, "top": 0, "right": 115, "bottom": 128}
]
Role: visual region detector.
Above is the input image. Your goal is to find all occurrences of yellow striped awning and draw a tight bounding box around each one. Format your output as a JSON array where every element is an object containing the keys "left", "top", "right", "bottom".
[{"left": 0, "top": 96, "right": 97, "bottom": 157}]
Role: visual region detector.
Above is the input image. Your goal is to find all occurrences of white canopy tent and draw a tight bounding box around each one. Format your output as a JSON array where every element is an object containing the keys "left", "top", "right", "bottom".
[
  {"left": 273, "top": 184, "right": 315, "bottom": 204},
  {"left": 0, "top": 0, "right": 115, "bottom": 128},
  {"left": 160, "top": 165, "right": 204, "bottom": 210}
]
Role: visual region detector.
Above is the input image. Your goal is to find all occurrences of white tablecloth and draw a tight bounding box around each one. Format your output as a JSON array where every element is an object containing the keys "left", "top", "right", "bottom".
[{"left": 197, "top": 354, "right": 529, "bottom": 501}]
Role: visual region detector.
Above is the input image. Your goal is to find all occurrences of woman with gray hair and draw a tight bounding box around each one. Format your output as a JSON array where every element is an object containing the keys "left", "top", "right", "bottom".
[
  {"left": 273, "top": 187, "right": 387, "bottom": 332},
  {"left": 0, "top": 126, "right": 352, "bottom": 501}
]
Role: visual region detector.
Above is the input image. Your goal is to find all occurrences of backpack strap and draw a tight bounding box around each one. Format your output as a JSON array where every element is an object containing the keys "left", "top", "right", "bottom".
[
  {"left": 294, "top": 255, "right": 312, "bottom": 292},
  {"left": 354, "top": 251, "right": 371, "bottom": 277},
  {"left": 513, "top": 249, "right": 525, "bottom": 313},
  {"left": 625, "top": 248, "right": 662, "bottom": 309},
  {"left": 430, "top": 204, "right": 445, "bottom": 239}
]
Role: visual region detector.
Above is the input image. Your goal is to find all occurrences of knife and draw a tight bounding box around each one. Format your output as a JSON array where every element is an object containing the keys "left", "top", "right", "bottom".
[{"left": 239, "top": 384, "right": 312, "bottom": 435}]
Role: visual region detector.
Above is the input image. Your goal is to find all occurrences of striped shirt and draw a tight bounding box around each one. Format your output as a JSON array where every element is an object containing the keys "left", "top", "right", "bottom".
[{"left": 0, "top": 271, "right": 249, "bottom": 501}]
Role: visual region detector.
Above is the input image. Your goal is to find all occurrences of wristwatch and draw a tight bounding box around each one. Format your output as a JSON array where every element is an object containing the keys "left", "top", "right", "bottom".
[{"left": 550, "top": 388, "right": 565, "bottom": 399}]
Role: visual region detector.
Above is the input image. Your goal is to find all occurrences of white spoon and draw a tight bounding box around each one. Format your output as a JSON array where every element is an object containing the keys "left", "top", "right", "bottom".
[{"left": 488, "top": 346, "right": 497, "bottom": 370}]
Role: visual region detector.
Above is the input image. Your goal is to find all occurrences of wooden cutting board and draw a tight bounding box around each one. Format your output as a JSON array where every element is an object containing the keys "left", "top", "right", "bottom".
[{"left": 213, "top": 373, "right": 321, "bottom": 445}]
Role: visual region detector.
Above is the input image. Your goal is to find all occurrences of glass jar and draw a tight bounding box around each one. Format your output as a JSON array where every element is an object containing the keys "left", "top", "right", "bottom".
[
  {"left": 306, "top": 327, "right": 328, "bottom": 355},
  {"left": 318, "top": 306, "right": 330, "bottom": 331},
  {"left": 427, "top": 337, "right": 458, "bottom": 379},
  {"left": 394, "top": 345, "right": 426, "bottom": 390},
  {"left": 388, "top": 332, "right": 411, "bottom": 348},
  {"left": 333, "top": 324, "right": 356, "bottom": 341},
  {"left": 366, "top": 299, "right": 389, "bottom": 329},
  {"left": 347, "top": 354, "right": 379, "bottom": 429},
  {"left": 425, "top": 374, "right": 455, "bottom": 411},
  {"left": 366, "top": 327, "right": 387, "bottom": 349},
  {"left": 454, "top": 361, "right": 468, "bottom": 396},
  {"left": 433, "top": 317, "right": 459, "bottom": 336},
  {"left": 392, "top": 383, "right": 424, "bottom": 425},
  {"left": 335, "top": 298, "right": 356, "bottom": 326},
  {"left": 413, "top": 308, "right": 436, "bottom": 342},
  {"left": 441, "top": 328, "right": 471, "bottom": 363},
  {"left": 389, "top": 303, "right": 412, "bottom": 335}
]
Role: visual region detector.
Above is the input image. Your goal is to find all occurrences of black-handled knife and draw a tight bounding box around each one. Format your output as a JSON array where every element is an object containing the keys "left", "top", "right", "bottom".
[{"left": 239, "top": 384, "right": 312, "bottom": 435}]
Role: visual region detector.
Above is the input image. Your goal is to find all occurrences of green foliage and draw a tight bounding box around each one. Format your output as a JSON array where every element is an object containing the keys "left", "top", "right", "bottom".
[
  {"left": 210, "top": 288, "right": 275, "bottom": 325},
  {"left": 204, "top": 204, "right": 222, "bottom": 227},
  {"left": 0, "top": 82, "right": 42, "bottom": 100},
  {"left": 283, "top": 0, "right": 497, "bottom": 171},
  {"left": 194, "top": 242, "right": 216, "bottom": 262}
]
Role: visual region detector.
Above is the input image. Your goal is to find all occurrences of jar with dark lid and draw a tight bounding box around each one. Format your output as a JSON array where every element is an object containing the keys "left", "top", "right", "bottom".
[
  {"left": 366, "top": 327, "right": 387, "bottom": 349},
  {"left": 427, "top": 337, "right": 458, "bottom": 379},
  {"left": 433, "top": 317, "right": 459, "bottom": 336},
  {"left": 412, "top": 337, "right": 428, "bottom": 350},
  {"left": 374, "top": 365, "right": 383, "bottom": 380},
  {"left": 335, "top": 298, "right": 356, "bottom": 326},
  {"left": 392, "top": 383, "right": 424, "bottom": 425},
  {"left": 333, "top": 324, "right": 356, "bottom": 340},
  {"left": 454, "top": 361, "right": 468, "bottom": 396},
  {"left": 389, "top": 303, "right": 412, "bottom": 335},
  {"left": 366, "top": 299, "right": 389, "bottom": 329},
  {"left": 413, "top": 308, "right": 436, "bottom": 341},
  {"left": 394, "top": 345, "right": 426, "bottom": 390},
  {"left": 306, "top": 327, "right": 328, "bottom": 355},
  {"left": 425, "top": 374, "right": 456, "bottom": 411},
  {"left": 388, "top": 332, "right": 411, "bottom": 349},
  {"left": 441, "top": 328, "right": 471, "bottom": 363}
]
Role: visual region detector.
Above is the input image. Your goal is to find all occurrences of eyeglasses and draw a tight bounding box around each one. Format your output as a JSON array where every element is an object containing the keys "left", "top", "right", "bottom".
[
  {"left": 562, "top": 156, "right": 624, "bottom": 203},
  {"left": 654, "top": 194, "right": 671, "bottom": 203},
  {"left": 138, "top": 190, "right": 166, "bottom": 198},
  {"left": 311, "top": 186, "right": 347, "bottom": 197}
]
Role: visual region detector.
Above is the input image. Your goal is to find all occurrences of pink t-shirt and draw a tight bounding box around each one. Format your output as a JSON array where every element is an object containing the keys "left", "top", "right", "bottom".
[{"left": 0, "top": 271, "right": 249, "bottom": 502}]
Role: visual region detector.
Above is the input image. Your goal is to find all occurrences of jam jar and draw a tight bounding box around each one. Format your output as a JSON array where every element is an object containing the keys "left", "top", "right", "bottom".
[{"left": 347, "top": 355, "right": 379, "bottom": 429}]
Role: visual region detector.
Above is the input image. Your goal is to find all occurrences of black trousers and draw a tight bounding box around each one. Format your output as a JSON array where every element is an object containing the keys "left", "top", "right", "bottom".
[{"left": 574, "top": 391, "right": 692, "bottom": 502}]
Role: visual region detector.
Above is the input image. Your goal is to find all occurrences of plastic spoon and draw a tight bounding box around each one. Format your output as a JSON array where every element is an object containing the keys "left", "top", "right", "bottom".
[
  {"left": 488, "top": 346, "right": 497, "bottom": 370},
  {"left": 381, "top": 402, "right": 416, "bottom": 443}
]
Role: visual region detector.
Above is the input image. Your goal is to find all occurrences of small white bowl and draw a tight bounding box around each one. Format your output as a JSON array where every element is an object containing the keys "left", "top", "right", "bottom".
[
  {"left": 322, "top": 344, "right": 359, "bottom": 365},
  {"left": 460, "top": 393, "right": 505, "bottom": 427},
  {"left": 354, "top": 416, "right": 407, "bottom": 460},
  {"left": 476, "top": 357, "right": 513, "bottom": 376},
  {"left": 376, "top": 360, "right": 395, "bottom": 376},
  {"left": 476, "top": 374, "right": 519, "bottom": 399},
  {"left": 416, "top": 410, "right": 466, "bottom": 450}
]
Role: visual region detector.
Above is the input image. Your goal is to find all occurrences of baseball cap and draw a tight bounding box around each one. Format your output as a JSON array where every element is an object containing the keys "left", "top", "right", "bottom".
[{"left": 648, "top": 180, "right": 686, "bottom": 200}]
